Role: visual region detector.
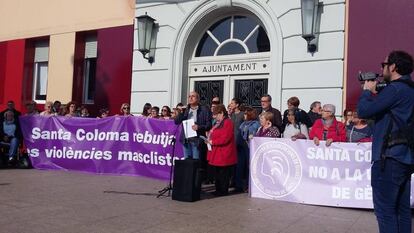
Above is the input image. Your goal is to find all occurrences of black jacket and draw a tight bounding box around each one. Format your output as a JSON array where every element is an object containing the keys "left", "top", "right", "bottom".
[{"left": 175, "top": 104, "right": 212, "bottom": 143}]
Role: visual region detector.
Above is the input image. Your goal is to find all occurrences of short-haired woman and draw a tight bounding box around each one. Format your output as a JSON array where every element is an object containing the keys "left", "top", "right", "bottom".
[
  {"left": 346, "top": 112, "right": 372, "bottom": 142},
  {"left": 310, "top": 104, "right": 346, "bottom": 146},
  {"left": 256, "top": 112, "right": 280, "bottom": 138},
  {"left": 205, "top": 104, "right": 237, "bottom": 196},
  {"left": 40, "top": 101, "right": 54, "bottom": 116}
]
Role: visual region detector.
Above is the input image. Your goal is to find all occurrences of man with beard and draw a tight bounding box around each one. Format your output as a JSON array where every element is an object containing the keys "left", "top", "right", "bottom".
[{"left": 358, "top": 50, "right": 414, "bottom": 233}]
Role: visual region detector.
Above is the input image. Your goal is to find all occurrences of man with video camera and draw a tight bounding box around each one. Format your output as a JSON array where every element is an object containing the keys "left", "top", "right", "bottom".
[{"left": 358, "top": 50, "right": 414, "bottom": 233}]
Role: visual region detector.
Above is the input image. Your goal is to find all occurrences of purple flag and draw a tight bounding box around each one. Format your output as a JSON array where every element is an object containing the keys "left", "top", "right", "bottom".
[{"left": 19, "top": 115, "right": 184, "bottom": 180}]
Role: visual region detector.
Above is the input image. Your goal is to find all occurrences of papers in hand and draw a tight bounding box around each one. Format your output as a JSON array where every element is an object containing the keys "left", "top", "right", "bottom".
[
  {"left": 199, "top": 135, "right": 212, "bottom": 151},
  {"left": 183, "top": 119, "right": 197, "bottom": 139}
]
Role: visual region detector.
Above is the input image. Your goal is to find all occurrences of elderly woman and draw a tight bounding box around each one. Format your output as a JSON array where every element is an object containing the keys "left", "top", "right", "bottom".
[
  {"left": 205, "top": 104, "right": 237, "bottom": 196},
  {"left": 256, "top": 111, "right": 280, "bottom": 138},
  {"left": 283, "top": 108, "right": 309, "bottom": 140},
  {"left": 0, "top": 111, "right": 22, "bottom": 163},
  {"left": 40, "top": 101, "right": 54, "bottom": 116},
  {"left": 346, "top": 111, "right": 372, "bottom": 142},
  {"left": 309, "top": 104, "right": 346, "bottom": 146}
]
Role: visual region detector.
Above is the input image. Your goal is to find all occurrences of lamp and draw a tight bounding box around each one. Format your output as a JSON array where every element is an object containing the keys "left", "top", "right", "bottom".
[
  {"left": 301, "top": 0, "right": 319, "bottom": 53},
  {"left": 136, "top": 13, "right": 155, "bottom": 63}
]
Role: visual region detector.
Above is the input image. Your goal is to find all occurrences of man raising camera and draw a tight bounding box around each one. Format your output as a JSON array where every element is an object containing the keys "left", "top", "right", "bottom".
[{"left": 358, "top": 50, "right": 414, "bottom": 233}]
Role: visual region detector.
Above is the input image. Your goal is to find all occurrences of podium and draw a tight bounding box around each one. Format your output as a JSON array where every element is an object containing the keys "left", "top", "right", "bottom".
[{"left": 172, "top": 159, "right": 203, "bottom": 202}]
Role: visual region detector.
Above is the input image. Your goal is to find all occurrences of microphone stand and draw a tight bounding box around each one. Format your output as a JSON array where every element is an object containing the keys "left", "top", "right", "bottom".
[{"left": 157, "top": 127, "right": 178, "bottom": 198}]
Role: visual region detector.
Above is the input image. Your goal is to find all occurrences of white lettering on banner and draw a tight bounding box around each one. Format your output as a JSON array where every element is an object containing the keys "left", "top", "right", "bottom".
[
  {"left": 355, "top": 149, "right": 372, "bottom": 162},
  {"left": 117, "top": 151, "right": 174, "bottom": 166},
  {"left": 308, "top": 166, "right": 371, "bottom": 181},
  {"left": 306, "top": 147, "right": 351, "bottom": 161},
  {"left": 32, "top": 127, "right": 71, "bottom": 140},
  {"left": 44, "top": 146, "right": 112, "bottom": 160},
  {"left": 31, "top": 127, "right": 176, "bottom": 147},
  {"left": 76, "top": 129, "right": 129, "bottom": 142},
  {"left": 332, "top": 186, "right": 372, "bottom": 200},
  {"left": 133, "top": 131, "right": 174, "bottom": 148}
]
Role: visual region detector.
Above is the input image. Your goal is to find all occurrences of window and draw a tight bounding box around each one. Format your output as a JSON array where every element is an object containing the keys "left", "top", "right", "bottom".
[
  {"left": 83, "top": 35, "right": 97, "bottom": 104},
  {"left": 195, "top": 16, "right": 270, "bottom": 57},
  {"left": 33, "top": 41, "right": 49, "bottom": 101}
]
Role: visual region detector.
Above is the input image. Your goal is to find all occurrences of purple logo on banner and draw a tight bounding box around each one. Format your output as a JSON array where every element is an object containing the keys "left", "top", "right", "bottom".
[
  {"left": 19, "top": 116, "right": 184, "bottom": 180},
  {"left": 251, "top": 141, "right": 302, "bottom": 198}
]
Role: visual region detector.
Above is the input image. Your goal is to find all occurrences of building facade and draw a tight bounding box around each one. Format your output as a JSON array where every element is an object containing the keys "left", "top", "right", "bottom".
[
  {"left": 133, "top": 0, "right": 414, "bottom": 116},
  {"left": 0, "top": 0, "right": 135, "bottom": 115},
  {"left": 133, "top": 0, "right": 346, "bottom": 114}
]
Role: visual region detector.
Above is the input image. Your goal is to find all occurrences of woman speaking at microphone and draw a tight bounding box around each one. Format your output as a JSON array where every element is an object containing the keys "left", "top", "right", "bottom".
[{"left": 205, "top": 104, "right": 237, "bottom": 196}]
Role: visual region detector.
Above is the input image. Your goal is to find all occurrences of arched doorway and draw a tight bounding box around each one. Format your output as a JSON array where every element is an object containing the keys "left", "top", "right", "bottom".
[{"left": 188, "top": 14, "right": 271, "bottom": 108}]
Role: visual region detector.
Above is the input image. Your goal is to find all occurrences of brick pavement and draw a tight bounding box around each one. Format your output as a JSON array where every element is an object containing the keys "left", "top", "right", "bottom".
[{"left": 0, "top": 169, "right": 384, "bottom": 233}]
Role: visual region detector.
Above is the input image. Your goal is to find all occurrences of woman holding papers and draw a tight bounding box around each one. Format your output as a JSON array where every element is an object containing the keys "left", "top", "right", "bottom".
[{"left": 205, "top": 104, "right": 237, "bottom": 196}]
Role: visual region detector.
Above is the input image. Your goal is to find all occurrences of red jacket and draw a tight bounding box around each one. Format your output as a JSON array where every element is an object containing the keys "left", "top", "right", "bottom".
[
  {"left": 309, "top": 118, "right": 346, "bottom": 142},
  {"left": 207, "top": 118, "right": 237, "bottom": 166}
]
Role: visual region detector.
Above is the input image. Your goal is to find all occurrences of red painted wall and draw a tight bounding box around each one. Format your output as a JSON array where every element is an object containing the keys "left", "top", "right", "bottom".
[
  {"left": 0, "top": 42, "right": 6, "bottom": 104},
  {"left": 0, "top": 40, "right": 26, "bottom": 112},
  {"left": 94, "top": 25, "right": 133, "bottom": 116},
  {"left": 346, "top": 0, "right": 414, "bottom": 109}
]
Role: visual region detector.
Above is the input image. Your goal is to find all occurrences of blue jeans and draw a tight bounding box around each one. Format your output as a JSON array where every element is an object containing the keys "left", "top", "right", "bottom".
[
  {"left": 1, "top": 137, "right": 19, "bottom": 158},
  {"left": 371, "top": 159, "right": 414, "bottom": 233},
  {"left": 183, "top": 140, "right": 200, "bottom": 159}
]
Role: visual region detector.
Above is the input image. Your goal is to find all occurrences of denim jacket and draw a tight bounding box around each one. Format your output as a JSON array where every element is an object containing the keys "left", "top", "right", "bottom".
[{"left": 358, "top": 75, "right": 414, "bottom": 164}]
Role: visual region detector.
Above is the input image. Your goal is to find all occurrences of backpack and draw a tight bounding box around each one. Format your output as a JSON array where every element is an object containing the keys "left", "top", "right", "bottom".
[{"left": 385, "top": 79, "right": 414, "bottom": 150}]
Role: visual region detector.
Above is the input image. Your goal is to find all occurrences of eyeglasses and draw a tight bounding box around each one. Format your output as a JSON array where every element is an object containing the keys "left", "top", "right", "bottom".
[
  {"left": 322, "top": 110, "right": 331, "bottom": 113},
  {"left": 381, "top": 62, "right": 390, "bottom": 68},
  {"left": 162, "top": 109, "right": 168, "bottom": 112},
  {"left": 123, "top": 107, "right": 130, "bottom": 110}
]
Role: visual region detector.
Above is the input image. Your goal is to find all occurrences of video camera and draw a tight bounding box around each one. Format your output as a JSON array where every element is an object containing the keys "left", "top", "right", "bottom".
[{"left": 358, "top": 72, "right": 387, "bottom": 93}]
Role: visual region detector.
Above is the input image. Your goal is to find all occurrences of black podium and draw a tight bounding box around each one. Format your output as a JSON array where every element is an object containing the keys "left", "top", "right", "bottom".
[{"left": 172, "top": 159, "right": 203, "bottom": 202}]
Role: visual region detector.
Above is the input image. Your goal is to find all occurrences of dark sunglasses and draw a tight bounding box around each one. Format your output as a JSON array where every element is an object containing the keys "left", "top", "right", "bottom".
[
  {"left": 123, "top": 107, "right": 130, "bottom": 110},
  {"left": 381, "top": 62, "right": 390, "bottom": 68}
]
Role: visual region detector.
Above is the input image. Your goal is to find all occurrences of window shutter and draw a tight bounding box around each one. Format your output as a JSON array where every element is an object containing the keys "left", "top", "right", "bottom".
[
  {"left": 34, "top": 41, "right": 49, "bottom": 62},
  {"left": 85, "top": 36, "right": 97, "bottom": 58}
]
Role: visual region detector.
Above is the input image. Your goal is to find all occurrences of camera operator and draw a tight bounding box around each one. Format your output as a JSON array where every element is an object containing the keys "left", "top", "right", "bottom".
[{"left": 357, "top": 50, "right": 414, "bottom": 233}]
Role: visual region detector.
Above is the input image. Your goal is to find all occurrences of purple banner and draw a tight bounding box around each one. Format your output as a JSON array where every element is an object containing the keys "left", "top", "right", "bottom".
[
  {"left": 250, "top": 137, "right": 414, "bottom": 209},
  {"left": 19, "top": 116, "right": 183, "bottom": 180}
]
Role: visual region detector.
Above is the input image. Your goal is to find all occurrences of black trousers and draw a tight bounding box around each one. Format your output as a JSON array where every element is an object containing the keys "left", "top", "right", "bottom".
[{"left": 213, "top": 165, "right": 234, "bottom": 195}]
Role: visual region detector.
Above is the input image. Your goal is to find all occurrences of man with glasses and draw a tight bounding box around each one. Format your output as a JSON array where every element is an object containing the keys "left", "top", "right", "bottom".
[
  {"left": 259, "top": 94, "right": 282, "bottom": 132},
  {"left": 358, "top": 50, "right": 414, "bottom": 233},
  {"left": 175, "top": 91, "right": 212, "bottom": 160},
  {"left": 308, "top": 101, "right": 322, "bottom": 126}
]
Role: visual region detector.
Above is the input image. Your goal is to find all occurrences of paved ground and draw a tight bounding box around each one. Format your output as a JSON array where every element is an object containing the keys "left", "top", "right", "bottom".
[{"left": 0, "top": 169, "right": 383, "bottom": 233}]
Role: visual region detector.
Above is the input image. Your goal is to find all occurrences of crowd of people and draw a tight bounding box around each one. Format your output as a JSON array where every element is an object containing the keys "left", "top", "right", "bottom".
[
  {"left": 172, "top": 92, "right": 373, "bottom": 196},
  {"left": 0, "top": 93, "right": 373, "bottom": 193}
]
